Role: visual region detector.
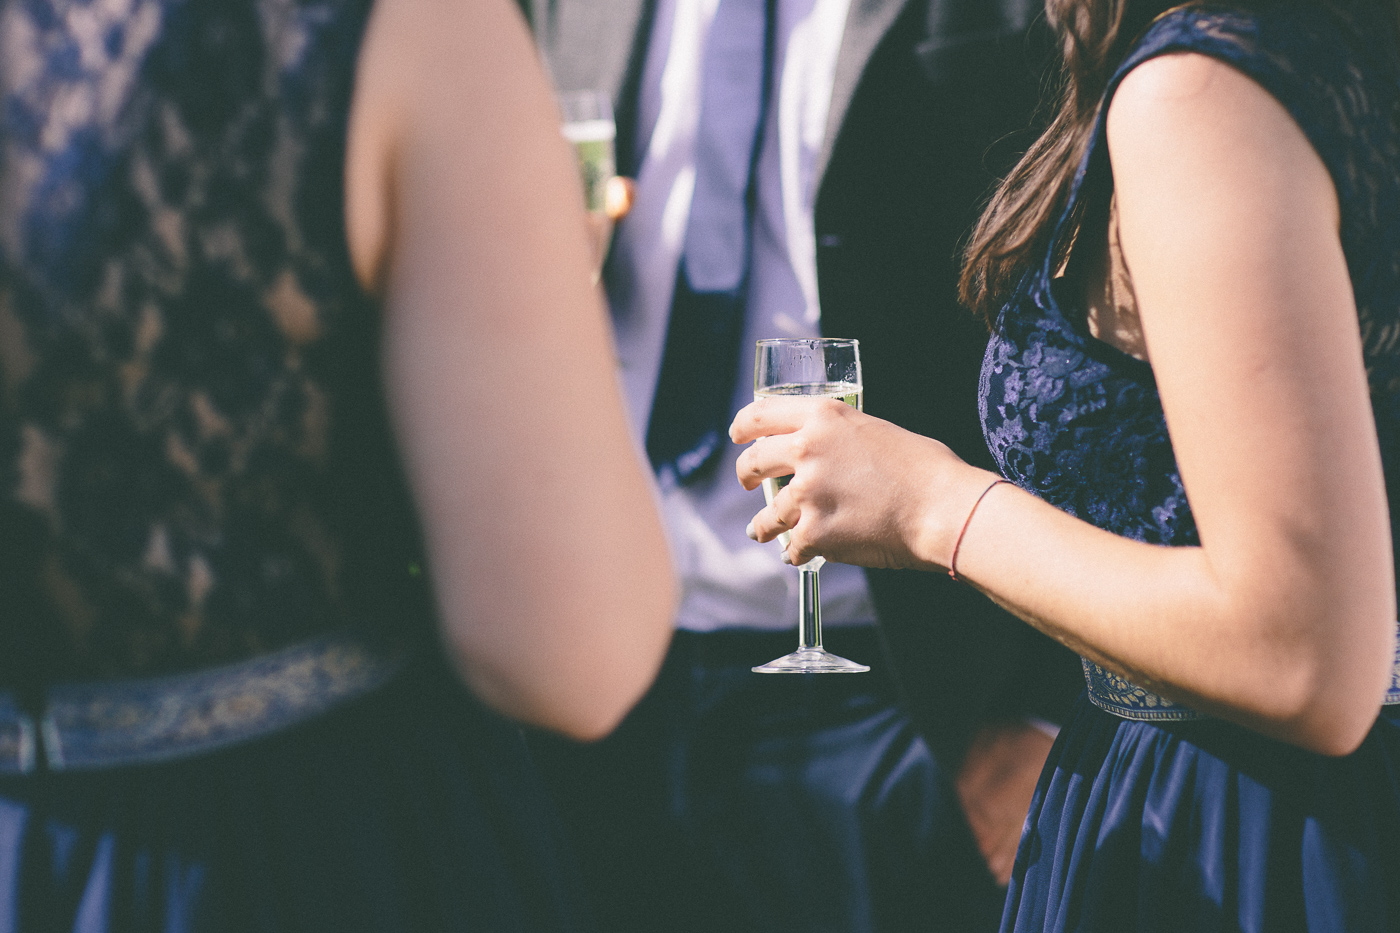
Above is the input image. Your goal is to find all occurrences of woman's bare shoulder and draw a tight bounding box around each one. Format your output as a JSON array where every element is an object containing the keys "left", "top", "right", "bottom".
[{"left": 346, "top": 0, "right": 545, "bottom": 294}]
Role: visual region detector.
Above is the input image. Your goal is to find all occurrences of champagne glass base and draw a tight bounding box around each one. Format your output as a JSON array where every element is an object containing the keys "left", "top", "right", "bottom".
[{"left": 752, "top": 647, "right": 870, "bottom": 674}]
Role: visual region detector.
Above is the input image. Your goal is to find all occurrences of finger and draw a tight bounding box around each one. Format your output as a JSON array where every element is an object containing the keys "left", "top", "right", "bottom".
[
  {"left": 605, "top": 176, "right": 635, "bottom": 220},
  {"left": 784, "top": 540, "right": 820, "bottom": 567},
  {"left": 746, "top": 483, "right": 802, "bottom": 546},
  {"left": 728, "top": 396, "right": 819, "bottom": 445},
  {"left": 733, "top": 434, "right": 799, "bottom": 491},
  {"left": 746, "top": 506, "right": 786, "bottom": 545}
]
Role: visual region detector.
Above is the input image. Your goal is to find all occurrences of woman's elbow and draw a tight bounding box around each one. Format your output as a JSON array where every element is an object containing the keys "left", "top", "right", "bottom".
[
  {"left": 545, "top": 661, "right": 661, "bottom": 741},
  {"left": 442, "top": 585, "right": 676, "bottom": 741},
  {"left": 1289, "top": 694, "right": 1386, "bottom": 757},
  {"left": 1260, "top": 624, "right": 1394, "bottom": 757}
]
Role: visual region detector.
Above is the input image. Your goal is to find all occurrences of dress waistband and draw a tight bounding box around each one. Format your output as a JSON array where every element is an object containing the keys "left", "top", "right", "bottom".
[
  {"left": 0, "top": 632, "right": 409, "bottom": 774},
  {"left": 1084, "top": 621, "right": 1400, "bottom": 722}
]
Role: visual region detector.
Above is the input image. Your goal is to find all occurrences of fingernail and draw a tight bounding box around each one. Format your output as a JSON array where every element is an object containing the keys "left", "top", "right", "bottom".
[
  {"left": 746, "top": 521, "right": 757, "bottom": 541},
  {"left": 780, "top": 550, "right": 792, "bottom": 565}
]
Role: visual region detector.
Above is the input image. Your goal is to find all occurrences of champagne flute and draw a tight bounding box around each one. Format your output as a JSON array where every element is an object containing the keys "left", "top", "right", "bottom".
[
  {"left": 751, "top": 338, "right": 870, "bottom": 674},
  {"left": 557, "top": 89, "right": 617, "bottom": 276}
]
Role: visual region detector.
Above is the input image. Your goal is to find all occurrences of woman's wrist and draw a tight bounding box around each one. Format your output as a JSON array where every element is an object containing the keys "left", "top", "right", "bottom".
[
  {"left": 948, "top": 477, "right": 1012, "bottom": 581},
  {"left": 908, "top": 464, "right": 1005, "bottom": 573}
]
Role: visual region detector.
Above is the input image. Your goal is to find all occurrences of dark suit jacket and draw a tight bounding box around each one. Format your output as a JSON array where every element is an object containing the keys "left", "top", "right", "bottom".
[{"left": 528, "top": 0, "right": 1084, "bottom": 767}]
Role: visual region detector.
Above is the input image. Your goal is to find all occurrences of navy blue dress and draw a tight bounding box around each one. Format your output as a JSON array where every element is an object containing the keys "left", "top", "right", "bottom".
[
  {"left": 0, "top": 0, "right": 587, "bottom": 929},
  {"left": 981, "top": 3, "right": 1400, "bottom": 930}
]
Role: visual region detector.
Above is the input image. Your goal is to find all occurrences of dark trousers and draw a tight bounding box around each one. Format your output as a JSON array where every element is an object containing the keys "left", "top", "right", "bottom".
[{"left": 527, "top": 627, "right": 1005, "bottom": 933}]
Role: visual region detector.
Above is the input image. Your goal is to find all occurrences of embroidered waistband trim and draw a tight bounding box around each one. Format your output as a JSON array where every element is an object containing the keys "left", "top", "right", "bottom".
[
  {"left": 0, "top": 633, "right": 409, "bottom": 774},
  {"left": 1084, "top": 621, "right": 1400, "bottom": 722}
]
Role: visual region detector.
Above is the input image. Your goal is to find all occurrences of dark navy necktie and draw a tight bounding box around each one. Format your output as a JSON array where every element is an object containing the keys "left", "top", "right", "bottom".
[{"left": 645, "top": 0, "right": 777, "bottom": 485}]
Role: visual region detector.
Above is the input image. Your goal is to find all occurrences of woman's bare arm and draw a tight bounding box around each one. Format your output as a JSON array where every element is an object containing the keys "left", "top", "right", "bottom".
[
  {"left": 733, "top": 53, "right": 1394, "bottom": 755},
  {"left": 344, "top": 0, "right": 676, "bottom": 740}
]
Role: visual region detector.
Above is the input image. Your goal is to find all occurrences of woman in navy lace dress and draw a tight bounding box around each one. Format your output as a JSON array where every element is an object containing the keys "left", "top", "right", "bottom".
[
  {"left": 0, "top": 0, "right": 675, "bottom": 929},
  {"left": 732, "top": 0, "right": 1400, "bottom": 928}
]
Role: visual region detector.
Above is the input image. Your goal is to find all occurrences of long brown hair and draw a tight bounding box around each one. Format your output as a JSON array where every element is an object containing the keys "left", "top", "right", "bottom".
[
  {"left": 958, "top": 0, "right": 1175, "bottom": 324},
  {"left": 958, "top": 0, "right": 1400, "bottom": 324}
]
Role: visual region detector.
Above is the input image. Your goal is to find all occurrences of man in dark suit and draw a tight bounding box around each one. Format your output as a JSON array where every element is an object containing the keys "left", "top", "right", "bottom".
[{"left": 524, "top": 1, "right": 1086, "bottom": 930}]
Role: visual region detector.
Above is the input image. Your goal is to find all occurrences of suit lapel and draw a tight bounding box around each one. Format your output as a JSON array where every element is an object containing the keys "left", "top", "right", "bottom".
[{"left": 817, "top": 0, "right": 915, "bottom": 188}]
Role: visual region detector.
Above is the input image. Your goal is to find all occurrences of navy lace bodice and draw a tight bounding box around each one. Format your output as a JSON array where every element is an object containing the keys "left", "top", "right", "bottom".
[
  {"left": 0, "top": 0, "right": 431, "bottom": 685},
  {"left": 980, "top": 1, "right": 1400, "bottom": 714}
]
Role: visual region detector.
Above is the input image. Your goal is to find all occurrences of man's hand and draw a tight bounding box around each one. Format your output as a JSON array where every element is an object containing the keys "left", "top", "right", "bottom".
[
  {"left": 955, "top": 720, "right": 1056, "bottom": 885},
  {"left": 585, "top": 176, "right": 635, "bottom": 280}
]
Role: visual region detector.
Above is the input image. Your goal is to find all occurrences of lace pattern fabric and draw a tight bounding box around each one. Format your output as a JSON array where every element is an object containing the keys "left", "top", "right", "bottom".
[
  {"left": 980, "top": 0, "right": 1400, "bottom": 718},
  {"left": 0, "top": 0, "right": 427, "bottom": 683}
]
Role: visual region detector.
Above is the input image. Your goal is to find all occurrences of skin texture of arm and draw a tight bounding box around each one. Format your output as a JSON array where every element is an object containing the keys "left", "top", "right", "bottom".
[
  {"left": 343, "top": 0, "right": 676, "bottom": 741},
  {"left": 732, "top": 53, "right": 1395, "bottom": 756}
]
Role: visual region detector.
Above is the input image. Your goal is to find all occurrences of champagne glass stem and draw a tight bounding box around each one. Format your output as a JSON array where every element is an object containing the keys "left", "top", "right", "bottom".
[{"left": 798, "top": 567, "right": 822, "bottom": 651}]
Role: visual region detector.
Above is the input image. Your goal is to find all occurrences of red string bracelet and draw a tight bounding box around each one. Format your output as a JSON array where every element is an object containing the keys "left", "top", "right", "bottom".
[{"left": 948, "top": 478, "right": 1009, "bottom": 582}]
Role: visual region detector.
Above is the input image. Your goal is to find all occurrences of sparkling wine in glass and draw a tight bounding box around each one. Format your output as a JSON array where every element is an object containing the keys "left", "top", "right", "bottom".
[
  {"left": 751, "top": 338, "right": 870, "bottom": 674},
  {"left": 557, "top": 90, "right": 617, "bottom": 214}
]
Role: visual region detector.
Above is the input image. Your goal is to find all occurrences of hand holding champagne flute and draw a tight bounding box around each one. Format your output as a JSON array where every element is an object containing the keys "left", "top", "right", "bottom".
[{"left": 749, "top": 338, "right": 870, "bottom": 673}]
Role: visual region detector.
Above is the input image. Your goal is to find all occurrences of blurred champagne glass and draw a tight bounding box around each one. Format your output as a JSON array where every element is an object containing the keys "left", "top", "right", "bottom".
[{"left": 557, "top": 90, "right": 620, "bottom": 276}]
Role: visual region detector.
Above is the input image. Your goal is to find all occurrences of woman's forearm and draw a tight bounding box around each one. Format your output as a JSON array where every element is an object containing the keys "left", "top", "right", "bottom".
[{"left": 948, "top": 476, "right": 1394, "bottom": 756}]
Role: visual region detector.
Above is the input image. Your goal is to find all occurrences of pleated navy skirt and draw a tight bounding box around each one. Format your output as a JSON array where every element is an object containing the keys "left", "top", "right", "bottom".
[
  {"left": 1002, "top": 694, "right": 1400, "bottom": 932},
  {"left": 0, "top": 657, "right": 591, "bottom": 933}
]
